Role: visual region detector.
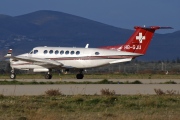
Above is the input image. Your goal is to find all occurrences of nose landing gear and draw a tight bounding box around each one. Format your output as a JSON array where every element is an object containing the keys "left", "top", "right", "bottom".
[{"left": 10, "top": 69, "right": 16, "bottom": 79}]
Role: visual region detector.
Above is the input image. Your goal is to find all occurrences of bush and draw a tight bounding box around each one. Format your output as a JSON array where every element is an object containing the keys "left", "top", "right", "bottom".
[
  {"left": 100, "top": 88, "right": 115, "bottom": 96},
  {"left": 98, "top": 79, "right": 110, "bottom": 84},
  {"left": 166, "top": 90, "right": 177, "bottom": 95},
  {"left": 154, "top": 89, "right": 165, "bottom": 95},
  {"left": 45, "top": 89, "right": 62, "bottom": 96},
  {"left": 164, "top": 80, "right": 177, "bottom": 84},
  {"left": 131, "top": 80, "right": 142, "bottom": 84},
  {"left": 154, "top": 88, "right": 178, "bottom": 95}
]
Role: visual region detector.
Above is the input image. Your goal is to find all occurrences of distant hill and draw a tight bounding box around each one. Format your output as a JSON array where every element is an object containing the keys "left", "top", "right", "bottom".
[{"left": 0, "top": 10, "right": 180, "bottom": 60}]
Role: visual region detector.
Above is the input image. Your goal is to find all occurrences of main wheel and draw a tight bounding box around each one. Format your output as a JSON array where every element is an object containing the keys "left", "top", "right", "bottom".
[
  {"left": 76, "top": 73, "right": 84, "bottom": 79},
  {"left": 10, "top": 73, "right": 16, "bottom": 79},
  {"left": 45, "top": 74, "right": 52, "bottom": 79}
]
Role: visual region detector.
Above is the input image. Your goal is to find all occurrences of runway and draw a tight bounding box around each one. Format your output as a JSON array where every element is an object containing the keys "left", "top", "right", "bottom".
[{"left": 0, "top": 79, "right": 180, "bottom": 96}]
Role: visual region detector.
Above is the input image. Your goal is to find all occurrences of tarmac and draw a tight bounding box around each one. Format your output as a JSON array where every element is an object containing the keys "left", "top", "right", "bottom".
[{"left": 0, "top": 79, "right": 179, "bottom": 96}]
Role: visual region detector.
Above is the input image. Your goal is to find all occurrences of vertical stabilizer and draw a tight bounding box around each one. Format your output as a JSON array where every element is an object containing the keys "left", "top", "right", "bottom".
[{"left": 121, "top": 26, "right": 172, "bottom": 54}]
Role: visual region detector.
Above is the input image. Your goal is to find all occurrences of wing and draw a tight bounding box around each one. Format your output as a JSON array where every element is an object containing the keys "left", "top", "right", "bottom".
[
  {"left": 4, "top": 49, "right": 63, "bottom": 68},
  {"left": 14, "top": 56, "right": 63, "bottom": 68},
  {"left": 4, "top": 49, "right": 65, "bottom": 69}
]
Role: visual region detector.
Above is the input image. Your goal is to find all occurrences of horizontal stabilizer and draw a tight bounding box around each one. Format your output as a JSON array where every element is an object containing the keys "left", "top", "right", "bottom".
[
  {"left": 134, "top": 26, "right": 173, "bottom": 30},
  {"left": 4, "top": 49, "right": 13, "bottom": 58}
]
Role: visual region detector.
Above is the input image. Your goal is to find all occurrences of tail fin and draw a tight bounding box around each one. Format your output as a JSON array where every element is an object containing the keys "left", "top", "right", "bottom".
[{"left": 121, "top": 26, "right": 173, "bottom": 54}]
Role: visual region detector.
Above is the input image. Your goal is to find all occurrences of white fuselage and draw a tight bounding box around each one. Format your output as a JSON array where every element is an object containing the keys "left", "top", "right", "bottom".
[{"left": 10, "top": 46, "right": 141, "bottom": 71}]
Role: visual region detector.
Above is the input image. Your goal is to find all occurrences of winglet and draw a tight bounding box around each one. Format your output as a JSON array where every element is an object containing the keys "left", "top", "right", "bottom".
[{"left": 4, "top": 49, "right": 13, "bottom": 58}]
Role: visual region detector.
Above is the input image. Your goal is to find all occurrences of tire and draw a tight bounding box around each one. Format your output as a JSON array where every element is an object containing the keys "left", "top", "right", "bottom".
[
  {"left": 10, "top": 73, "right": 16, "bottom": 79},
  {"left": 45, "top": 74, "right": 52, "bottom": 79},
  {"left": 76, "top": 74, "right": 84, "bottom": 79},
  {"left": 49, "top": 74, "right": 52, "bottom": 79}
]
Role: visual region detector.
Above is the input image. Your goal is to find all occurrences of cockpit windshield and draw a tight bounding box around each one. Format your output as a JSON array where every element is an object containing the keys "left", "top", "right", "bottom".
[
  {"left": 34, "top": 50, "right": 38, "bottom": 54},
  {"left": 29, "top": 50, "right": 33, "bottom": 54},
  {"left": 29, "top": 50, "right": 38, "bottom": 54}
]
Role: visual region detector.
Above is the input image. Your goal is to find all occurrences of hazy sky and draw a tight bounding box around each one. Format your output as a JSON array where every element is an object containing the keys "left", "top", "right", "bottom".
[{"left": 0, "top": 0, "right": 179, "bottom": 33}]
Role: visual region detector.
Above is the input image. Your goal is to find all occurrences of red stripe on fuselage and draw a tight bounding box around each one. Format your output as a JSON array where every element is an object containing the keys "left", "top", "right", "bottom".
[{"left": 50, "top": 55, "right": 134, "bottom": 60}]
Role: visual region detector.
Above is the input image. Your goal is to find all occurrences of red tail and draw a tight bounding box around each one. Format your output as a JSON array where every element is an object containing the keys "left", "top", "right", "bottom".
[
  {"left": 121, "top": 26, "right": 173, "bottom": 54},
  {"left": 100, "top": 26, "right": 172, "bottom": 54}
]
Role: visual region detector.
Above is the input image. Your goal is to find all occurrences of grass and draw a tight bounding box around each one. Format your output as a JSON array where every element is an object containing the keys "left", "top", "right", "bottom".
[
  {"left": 0, "top": 94, "right": 179, "bottom": 120},
  {"left": 1, "top": 73, "right": 180, "bottom": 79},
  {"left": 0, "top": 79, "right": 143, "bottom": 85},
  {"left": 1, "top": 79, "right": 180, "bottom": 85}
]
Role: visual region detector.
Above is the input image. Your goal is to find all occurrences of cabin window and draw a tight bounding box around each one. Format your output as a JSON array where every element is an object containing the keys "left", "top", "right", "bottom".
[
  {"left": 95, "top": 52, "right": 100, "bottom": 55},
  {"left": 34, "top": 50, "right": 38, "bottom": 54},
  {"left": 76, "top": 51, "right": 80, "bottom": 55},
  {"left": 49, "top": 50, "right": 53, "bottom": 54},
  {"left": 44, "top": 50, "right": 48, "bottom": 54},
  {"left": 65, "top": 51, "right": 69, "bottom": 55},
  {"left": 60, "top": 50, "right": 64, "bottom": 55},
  {"left": 71, "top": 51, "right": 75, "bottom": 55},
  {"left": 55, "top": 50, "right": 59, "bottom": 54}
]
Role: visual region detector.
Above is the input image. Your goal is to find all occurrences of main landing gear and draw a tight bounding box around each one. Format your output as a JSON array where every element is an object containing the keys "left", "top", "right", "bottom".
[
  {"left": 45, "top": 71, "right": 52, "bottom": 79},
  {"left": 76, "top": 69, "right": 84, "bottom": 79},
  {"left": 9, "top": 69, "right": 84, "bottom": 80},
  {"left": 10, "top": 69, "right": 16, "bottom": 79}
]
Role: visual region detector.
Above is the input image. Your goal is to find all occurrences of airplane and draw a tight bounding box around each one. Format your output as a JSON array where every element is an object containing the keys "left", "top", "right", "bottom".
[{"left": 5, "top": 26, "right": 172, "bottom": 79}]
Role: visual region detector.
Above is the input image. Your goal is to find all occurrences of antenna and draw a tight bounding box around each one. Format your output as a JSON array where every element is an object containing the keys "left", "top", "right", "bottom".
[{"left": 85, "top": 44, "right": 89, "bottom": 48}]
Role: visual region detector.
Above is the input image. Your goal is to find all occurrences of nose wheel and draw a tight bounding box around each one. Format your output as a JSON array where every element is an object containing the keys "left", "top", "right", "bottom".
[
  {"left": 10, "top": 73, "right": 16, "bottom": 79},
  {"left": 10, "top": 69, "right": 16, "bottom": 79}
]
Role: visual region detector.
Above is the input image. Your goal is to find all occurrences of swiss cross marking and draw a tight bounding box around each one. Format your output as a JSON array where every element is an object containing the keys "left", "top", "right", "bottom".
[{"left": 136, "top": 33, "right": 145, "bottom": 43}]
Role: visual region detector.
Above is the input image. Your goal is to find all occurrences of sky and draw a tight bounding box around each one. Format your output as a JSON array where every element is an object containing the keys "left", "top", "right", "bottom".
[{"left": 0, "top": 0, "right": 179, "bottom": 33}]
